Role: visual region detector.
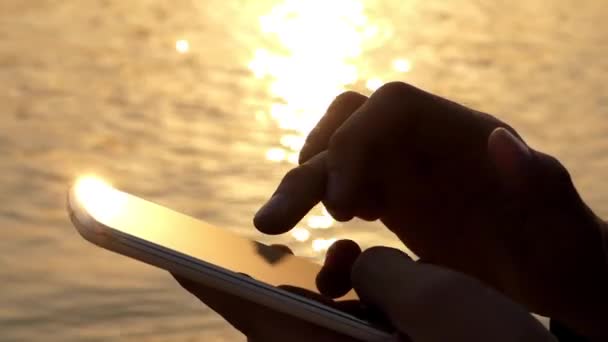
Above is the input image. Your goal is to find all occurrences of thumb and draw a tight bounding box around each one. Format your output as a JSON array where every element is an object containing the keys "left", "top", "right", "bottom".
[{"left": 351, "top": 247, "right": 555, "bottom": 342}]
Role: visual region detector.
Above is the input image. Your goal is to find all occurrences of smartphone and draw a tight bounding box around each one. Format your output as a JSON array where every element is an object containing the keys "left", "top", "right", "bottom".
[{"left": 67, "top": 177, "right": 391, "bottom": 341}]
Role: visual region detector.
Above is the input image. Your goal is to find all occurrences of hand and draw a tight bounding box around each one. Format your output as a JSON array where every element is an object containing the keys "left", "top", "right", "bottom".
[
  {"left": 253, "top": 82, "right": 608, "bottom": 338},
  {"left": 175, "top": 246, "right": 555, "bottom": 342},
  {"left": 173, "top": 275, "right": 359, "bottom": 342}
]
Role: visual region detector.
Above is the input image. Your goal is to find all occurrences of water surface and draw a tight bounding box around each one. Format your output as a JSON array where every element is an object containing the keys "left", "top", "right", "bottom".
[{"left": 1, "top": 0, "right": 607, "bottom": 340}]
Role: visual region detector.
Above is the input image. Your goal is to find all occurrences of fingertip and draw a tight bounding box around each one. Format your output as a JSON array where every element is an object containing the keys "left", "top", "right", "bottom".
[
  {"left": 316, "top": 240, "right": 361, "bottom": 298},
  {"left": 256, "top": 153, "right": 327, "bottom": 235},
  {"left": 316, "top": 267, "right": 352, "bottom": 298},
  {"left": 253, "top": 196, "right": 292, "bottom": 235},
  {"left": 325, "top": 239, "right": 362, "bottom": 267},
  {"left": 252, "top": 214, "right": 281, "bottom": 235}
]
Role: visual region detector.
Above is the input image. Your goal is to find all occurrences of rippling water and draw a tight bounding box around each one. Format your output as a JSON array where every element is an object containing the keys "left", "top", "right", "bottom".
[{"left": 1, "top": 0, "right": 607, "bottom": 340}]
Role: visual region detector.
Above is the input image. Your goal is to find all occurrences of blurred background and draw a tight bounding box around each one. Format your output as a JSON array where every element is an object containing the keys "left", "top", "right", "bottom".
[{"left": 1, "top": 0, "right": 607, "bottom": 340}]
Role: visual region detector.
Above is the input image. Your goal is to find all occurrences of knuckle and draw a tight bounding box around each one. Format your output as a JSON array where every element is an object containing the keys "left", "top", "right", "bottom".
[
  {"left": 546, "top": 155, "right": 572, "bottom": 185},
  {"left": 283, "top": 166, "right": 303, "bottom": 180},
  {"left": 331, "top": 91, "right": 366, "bottom": 107},
  {"left": 310, "top": 91, "right": 366, "bottom": 145},
  {"left": 535, "top": 152, "right": 574, "bottom": 191},
  {"left": 324, "top": 90, "right": 367, "bottom": 122},
  {"left": 373, "top": 81, "right": 419, "bottom": 101},
  {"left": 299, "top": 159, "right": 324, "bottom": 177},
  {"left": 369, "top": 82, "right": 425, "bottom": 128}
]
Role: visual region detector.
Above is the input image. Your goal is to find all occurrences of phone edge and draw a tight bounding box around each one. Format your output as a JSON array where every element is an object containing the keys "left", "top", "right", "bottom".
[{"left": 66, "top": 187, "right": 392, "bottom": 341}]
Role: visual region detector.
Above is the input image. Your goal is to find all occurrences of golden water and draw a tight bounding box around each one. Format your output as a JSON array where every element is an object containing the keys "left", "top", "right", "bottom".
[{"left": 1, "top": 0, "right": 607, "bottom": 340}]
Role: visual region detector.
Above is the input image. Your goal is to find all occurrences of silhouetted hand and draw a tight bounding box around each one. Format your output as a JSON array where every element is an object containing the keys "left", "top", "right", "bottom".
[
  {"left": 175, "top": 246, "right": 555, "bottom": 341},
  {"left": 253, "top": 82, "right": 608, "bottom": 339}
]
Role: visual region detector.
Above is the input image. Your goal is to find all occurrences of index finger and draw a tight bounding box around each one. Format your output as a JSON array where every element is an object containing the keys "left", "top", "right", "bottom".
[{"left": 254, "top": 151, "right": 327, "bottom": 234}]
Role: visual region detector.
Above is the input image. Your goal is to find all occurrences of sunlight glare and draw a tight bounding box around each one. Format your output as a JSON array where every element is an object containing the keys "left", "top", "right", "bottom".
[
  {"left": 251, "top": 0, "right": 380, "bottom": 247},
  {"left": 291, "top": 227, "right": 311, "bottom": 242},
  {"left": 280, "top": 134, "right": 305, "bottom": 151},
  {"left": 307, "top": 214, "right": 334, "bottom": 230},
  {"left": 392, "top": 58, "right": 412, "bottom": 73},
  {"left": 286, "top": 152, "right": 298, "bottom": 165},
  {"left": 249, "top": 0, "right": 377, "bottom": 138},
  {"left": 74, "top": 176, "right": 127, "bottom": 222},
  {"left": 312, "top": 238, "right": 337, "bottom": 252},
  {"left": 175, "top": 39, "right": 190, "bottom": 54},
  {"left": 366, "top": 78, "right": 383, "bottom": 91},
  {"left": 265, "top": 147, "right": 287, "bottom": 162}
]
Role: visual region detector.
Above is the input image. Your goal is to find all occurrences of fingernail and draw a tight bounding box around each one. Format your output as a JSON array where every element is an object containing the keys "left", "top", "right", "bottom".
[
  {"left": 488, "top": 128, "right": 533, "bottom": 192},
  {"left": 493, "top": 128, "right": 531, "bottom": 160},
  {"left": 325, "top": 239, "right": 361, "bottom": 268}
]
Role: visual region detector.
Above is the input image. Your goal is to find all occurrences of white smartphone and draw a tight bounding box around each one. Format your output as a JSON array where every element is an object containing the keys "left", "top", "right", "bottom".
[{"left": 67, "top": 177, "right": 392, "bottom": 341}]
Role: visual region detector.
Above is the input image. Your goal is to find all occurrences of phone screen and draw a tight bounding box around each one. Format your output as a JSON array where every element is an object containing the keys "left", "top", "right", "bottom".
[{"left": 72, "top": 177, "right": 356, "bottom": 300}]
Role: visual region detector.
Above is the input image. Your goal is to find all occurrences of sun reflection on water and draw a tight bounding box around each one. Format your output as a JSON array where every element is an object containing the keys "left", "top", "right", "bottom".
[
  {"left": 312, "top": 238, "right": 338, "bottom": 252},
  {"left": 175, "top": 39, "right": 190, "bottom": 54},
  {"left": 365, "top": 77, "right": 384, "bottom": 92},
  {"left": 250, "top": 0, "right": 377, "bottom": 140},
  {"left": 291, "top": 227, "right": 311, "bottom": 242},
  {"left": 250, "top": 0, "right": 409, "bottom": 254},
  {"left": 392, "top": 58, "right": 412, "bottom": 73}
]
